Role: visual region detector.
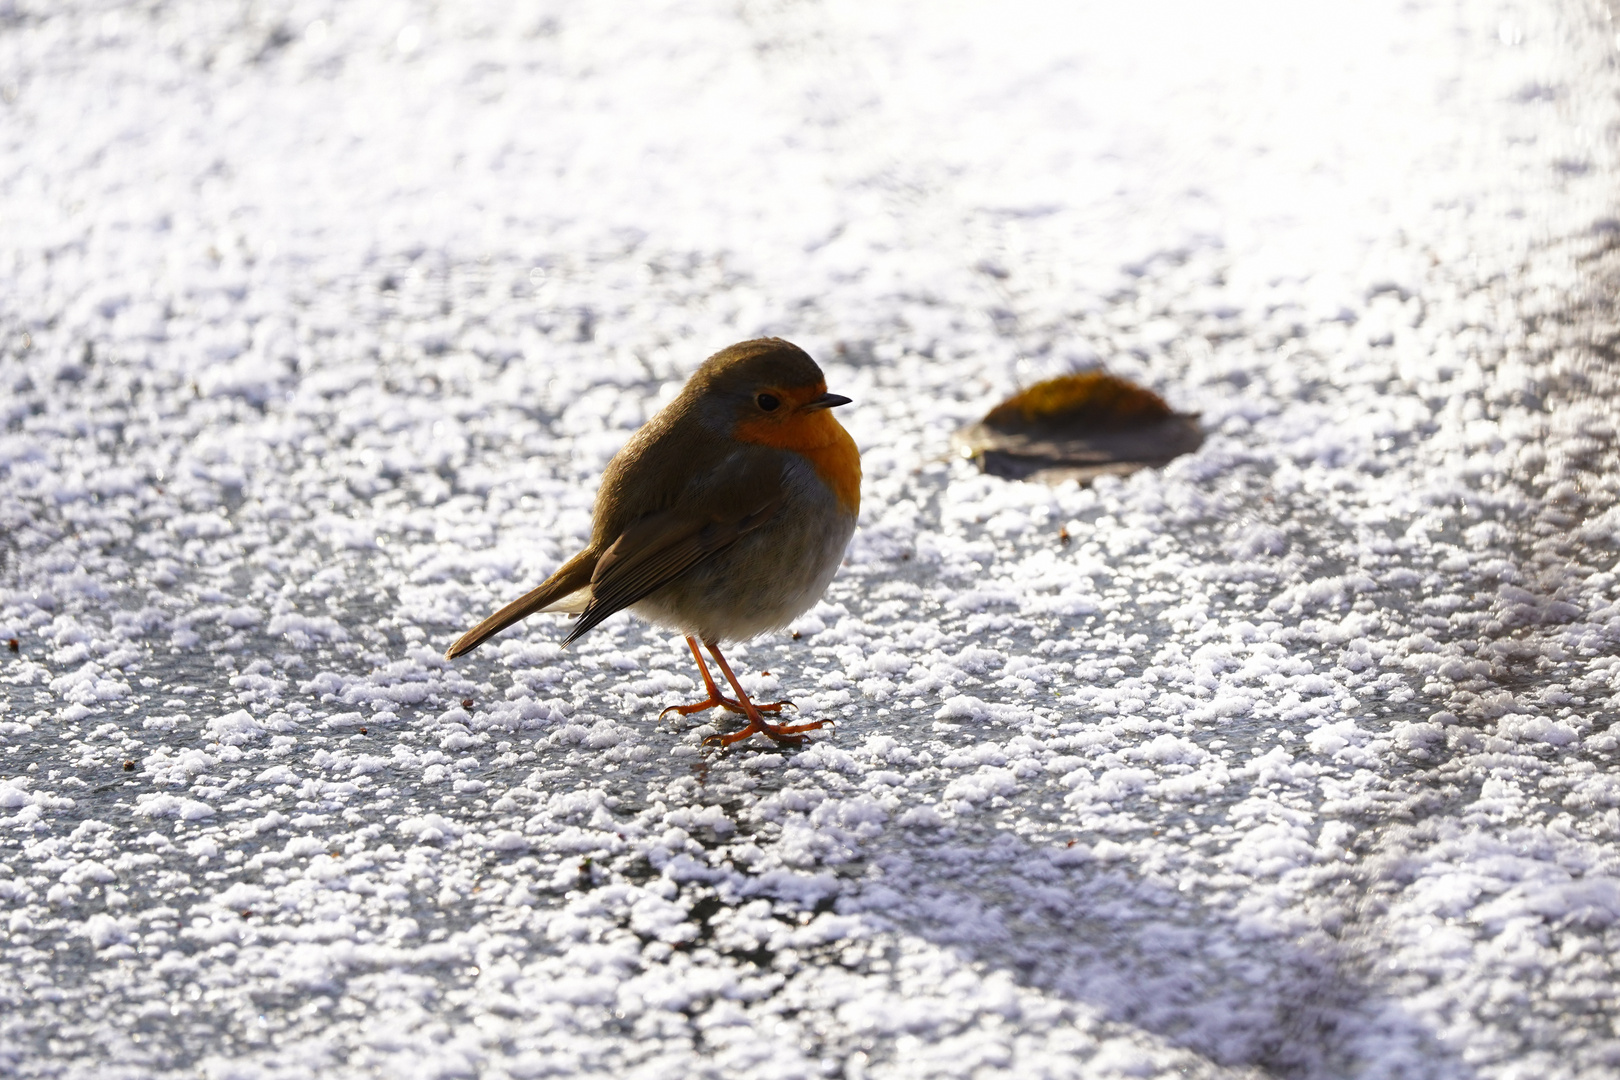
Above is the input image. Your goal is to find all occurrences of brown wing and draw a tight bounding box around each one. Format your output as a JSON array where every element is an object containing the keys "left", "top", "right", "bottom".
[{"left": 563, "top": 456, "right": 786, "bottom": 644}]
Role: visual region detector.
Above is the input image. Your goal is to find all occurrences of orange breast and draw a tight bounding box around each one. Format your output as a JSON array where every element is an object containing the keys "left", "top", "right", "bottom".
[{"left": 733, "top": 396, "right": 861, "bottom": 516}]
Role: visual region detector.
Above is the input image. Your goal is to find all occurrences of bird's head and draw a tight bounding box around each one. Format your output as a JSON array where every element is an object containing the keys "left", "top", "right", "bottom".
[{"left": 690, "top": 338, "right": 853, "bottom": 448}]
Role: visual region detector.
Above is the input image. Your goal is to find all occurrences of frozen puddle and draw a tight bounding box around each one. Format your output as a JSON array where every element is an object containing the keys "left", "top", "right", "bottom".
[{"left": 3, "top": 1, "right": 1620, "bottom": 1077}]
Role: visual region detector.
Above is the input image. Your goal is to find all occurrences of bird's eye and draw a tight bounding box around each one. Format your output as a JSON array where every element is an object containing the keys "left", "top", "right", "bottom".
[{"left": 756, "top": 393, "right": 781, "bottom": 412}]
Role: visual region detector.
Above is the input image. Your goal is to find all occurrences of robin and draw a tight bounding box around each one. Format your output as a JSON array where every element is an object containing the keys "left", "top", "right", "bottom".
[{"left": 444, "top": 338, "right": 860, "bottom": 746}]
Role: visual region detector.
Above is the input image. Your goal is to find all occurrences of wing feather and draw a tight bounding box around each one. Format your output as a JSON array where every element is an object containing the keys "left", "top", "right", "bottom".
[{"left": 563, "top": 463, "right": 785, "bottom": 644}]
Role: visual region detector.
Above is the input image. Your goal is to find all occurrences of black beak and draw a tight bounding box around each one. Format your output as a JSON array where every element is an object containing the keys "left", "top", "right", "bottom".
[{"left": 802, "top": 392, "right": 853, "bottom": 412}]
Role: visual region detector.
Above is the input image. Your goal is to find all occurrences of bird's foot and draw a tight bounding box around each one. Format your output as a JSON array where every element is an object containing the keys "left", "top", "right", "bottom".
[
  {"left": 660, "top": 695, "right": 795, "bottom": 720},
  {"left": 659, "top": 694, "right": 741, "bottom": 719},
  {"left": 708, "top": 716, "right": 827, "bottom": 748}
]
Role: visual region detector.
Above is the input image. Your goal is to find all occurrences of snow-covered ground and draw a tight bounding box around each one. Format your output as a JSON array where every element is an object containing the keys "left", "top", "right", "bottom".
[{"left": 4, "top": 1, "right": 1620, "bottom": 1077}]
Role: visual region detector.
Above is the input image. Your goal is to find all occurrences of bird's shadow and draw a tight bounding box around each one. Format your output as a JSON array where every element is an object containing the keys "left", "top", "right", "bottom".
[{"left": 844, "top": 830, "right": 1477, "bottom": 1080}]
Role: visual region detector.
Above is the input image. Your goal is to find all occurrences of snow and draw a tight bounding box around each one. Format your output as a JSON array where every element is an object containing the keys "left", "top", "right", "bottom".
[{"left": 3, "top": 0, "right": 1620, "bottom": 1077}]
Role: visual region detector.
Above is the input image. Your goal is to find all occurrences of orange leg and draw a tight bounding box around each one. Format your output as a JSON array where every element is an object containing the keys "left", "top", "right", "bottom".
[
  {"left": 703, "top": 641, "right": 825, "bottom": 747},
  {"left": 659, "top": 636, "right": 794, "bottom": 720}
]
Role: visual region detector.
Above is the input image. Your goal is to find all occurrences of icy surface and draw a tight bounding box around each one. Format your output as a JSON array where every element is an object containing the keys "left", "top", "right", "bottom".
[{"left": 4, "top": 1, "right": 1620, "bottom": 1077}]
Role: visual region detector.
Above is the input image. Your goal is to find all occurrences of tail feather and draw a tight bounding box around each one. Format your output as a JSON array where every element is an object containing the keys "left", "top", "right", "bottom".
[{"left": 444, "top": 549, "right": 597, "bottom": 659}]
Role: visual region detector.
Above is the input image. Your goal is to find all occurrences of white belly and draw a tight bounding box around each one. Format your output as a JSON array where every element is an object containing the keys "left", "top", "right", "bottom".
[{"left": 630, "top": 458, "right": 856, "bottom": 643}]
